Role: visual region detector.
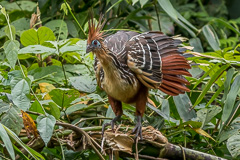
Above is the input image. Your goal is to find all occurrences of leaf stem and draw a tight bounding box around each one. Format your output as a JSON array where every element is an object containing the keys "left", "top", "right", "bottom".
[
  {"left": 154, "top": 0, "right": 161, "bottom": 31},
  {"left": 63, "top": 0, "right": 86, "bottom": 36}
]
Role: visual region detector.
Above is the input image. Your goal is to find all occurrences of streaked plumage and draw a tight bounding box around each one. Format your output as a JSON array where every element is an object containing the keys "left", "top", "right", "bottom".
[{"left": 86, "top": 16, "right": 192, "bottom": 139}]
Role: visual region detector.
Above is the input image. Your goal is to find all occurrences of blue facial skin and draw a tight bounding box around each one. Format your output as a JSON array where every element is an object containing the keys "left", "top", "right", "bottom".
[
  {"left": 86, "top": 40, "right": 101, "bottom": 53},
  {"left": 92, "top": 40, "right": 101, "bottom": 48}
]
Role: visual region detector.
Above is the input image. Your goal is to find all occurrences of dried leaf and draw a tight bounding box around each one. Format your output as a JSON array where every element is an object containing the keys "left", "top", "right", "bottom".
[
  {"left": 39, "top": 83, "right": 56, "bottom": 100},
  {"left": 104, "top": 131, "right": 134, "bottom": 154},
  {"left": 193, "top": 128, "right": 215, "bottom": 142},
  {"left": 147, "top": 98, "right": 156, "bottom": 108},
  {"left": 21, "top": 110, "right": 38, "bottom": 138}
]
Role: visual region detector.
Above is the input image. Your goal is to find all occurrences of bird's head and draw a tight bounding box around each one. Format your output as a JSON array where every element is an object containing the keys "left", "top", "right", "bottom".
[{"left": 86, "top": 14, "right": 105, "bottom": 54}]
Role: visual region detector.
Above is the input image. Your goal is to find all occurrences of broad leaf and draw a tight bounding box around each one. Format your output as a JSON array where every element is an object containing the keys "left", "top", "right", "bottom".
[
  {"left": 45, "top": 20, "right": 68, "bottom": 40},
  {"left": 0, "top": 123, "right": 15, "bottom": 160},
  {"left": 69, "top": 75, "right": 97, "bottom": 93},
  {"left": 11, "top": 79, "right": 30, "bottom": 111},
  {"left": 48, "top": 102, "right": 61, "bottom": 120},
  {"left": 1, "top": 106, "right": 23, "bottom": 135},
  {"left": 49, "top": 88, "right": 80, "bottom": 108},
  {"left": 227, "top": 134, "right": 240, "bottom": 158},
  {"left": 202, "top": 24, "right": 220, "bottom": 51},
  {"left": 37, "top": 115, "right": 56, "bottom": 146},
  {"left": 103, "top": 106, "right": 115, "bottom": 125},
  {"left": 222, "top": 75, "right": 240, "bottom": 123},
  {"left": 3, "top": 40, "right": 20, "bottom": 69},
  {"left": 197, "top": 106, "right": 222, "bottom": 128},
  {"left": 173, "top": 93, "right": 196, "bottom": 121},
  {"left": 65, "top": 104, "right": 88, "bottom": 115},
  {"left": 20, "top": 26, "right": 55, "bottom": 46}
]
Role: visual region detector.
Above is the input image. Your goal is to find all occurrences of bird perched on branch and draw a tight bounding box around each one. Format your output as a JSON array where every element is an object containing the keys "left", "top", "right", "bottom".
[{"left": 86, "top": 16, "right": 191, "bottom": 139}]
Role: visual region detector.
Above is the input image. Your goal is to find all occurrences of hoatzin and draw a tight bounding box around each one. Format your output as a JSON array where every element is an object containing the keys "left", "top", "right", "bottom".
[{"left": 86, "top": 17, "right": 191, "bottom": 139}]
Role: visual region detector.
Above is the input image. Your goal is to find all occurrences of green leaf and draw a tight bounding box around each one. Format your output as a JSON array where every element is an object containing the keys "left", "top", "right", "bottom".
[
  {"left": 214, "top": 19, "right": 240, "bottom": 36},
  {"left": 103, "top": 106, "right": 115, "bottom": 125},
  {"left": 227, "top": 134, "right": 240, "bottom": 158},
  {"left": 206, "top": 85, "right": 224, "bottom": 107},
  {"left": 157, "top": 0, "right": 177, "bottom": 19},
  {"left": 65, "top": 104, "right": 88, "bottom": 115},
  {"left": 193, "top": 64, "right": 229, "bottom": 107},
  {"left": 11, "top": 79, "right": 30, "bottom": 111},
  {"left": 5, "top": 25, "right": 15, "bottom": 40},
  {"left": 158, "top": 0, "right": 197, "bottom": 37},
  {"left": 219, "top": 128, "right": 239, "bottom": 143},
  {"left": 3, "top": 40, "right": 20, "bottom": 69},
  {"left": 2, "top": 124, "right": 45, "bottom": 160},
  {"left": 18, "top": 45, "right": 57, "bottom": 55},
  {"left": 49, "top": 88, "right": 80, "bottom": 108},
  {"left": 0, "top": 123, "right": 15, "bottom": 160},
  {"left": 173, "top": 93, "right": 196, "bottom": 121},
  {"left": 222, "top": 75, "right": 240, "bottom": 123},
  {"left": 1, "top": 105, "right": 23, "bottom": 135},
  {"left": 37, "top": 115, "right": 56, "bottom": 146},
  {"left": 69, "top": 75, "right": 97, "bottom": 93},
  {"left": 0, "top": 1, "right": 37, "bottom": 12},
  {"left": 197, "top": 106, "right": 222, "bottom": 128},
  {"left": 48, "top": 102, "right": 61, "bottom": 120},
  {"left": 147, "top": 102, "right": 169, "bottom": 120},
  {"left": 140, "top": 0, "right": 148, "bottom": 7},
  {"left": 223, "top": 68, "right": 234, "bottom": 101},
  {"left": 189, "top": 38, "right": 204, "bottom": 53},
  {"left": 202, "top": 24, "right": 220, "bottom": 51},
  {"left": 20, "top": 26, "right": 56, "bottom": 46},
  {"left": 45, "top": 20, "right": 68, "bottom": 40},
  {"left": 0, "top": 18, "right": 30, "bottom": 39},
  {"left": 29, "top": 100, "right": 45, "bottom": 120}
]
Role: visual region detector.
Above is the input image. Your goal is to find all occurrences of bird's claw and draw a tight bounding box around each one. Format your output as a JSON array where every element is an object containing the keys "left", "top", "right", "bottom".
[
  {"left": 132, "top": 122, "right": 143, "bottom": 140},
  {"left": 102, "top": 115, "right": 121, "bottom": 136},
  {"left": 131, "top": 115, "right": 143, "bottom": 140}
]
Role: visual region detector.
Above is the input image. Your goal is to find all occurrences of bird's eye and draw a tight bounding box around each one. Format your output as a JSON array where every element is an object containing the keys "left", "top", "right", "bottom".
[{"left": 92, "top": 40, "right": 101, "bottom": 48}]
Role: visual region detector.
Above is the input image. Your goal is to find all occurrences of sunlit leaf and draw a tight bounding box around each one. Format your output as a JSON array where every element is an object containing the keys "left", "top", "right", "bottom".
[
  {"left": 193, "top": 128, "right": 215, "bottom": 141},
  {"left": 20, "top": 26, "right": 56, "bottom": 46},
  {"left": 39, "top": 83, "right": 56, "bottom": 100}
]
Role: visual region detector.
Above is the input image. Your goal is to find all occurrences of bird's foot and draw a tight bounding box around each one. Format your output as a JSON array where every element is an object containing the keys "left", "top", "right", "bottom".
[
  {"left": 102, "top": 115, "right": 121, "bottom": 136},
  {"left": 131, "top": 115, "right": 143, "bottom": 140}
]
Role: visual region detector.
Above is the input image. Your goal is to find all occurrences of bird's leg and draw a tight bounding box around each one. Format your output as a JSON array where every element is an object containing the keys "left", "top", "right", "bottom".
[
  {"left": 132, "top": 85, "right": 148, "bottom": 140},
  {"left": 102, "top": 115, "right": 122, "bottom": 135},
  {"left": 102, "top": 96, "right": 122, "bottom": 136},
  {"left": 132, "top": 115, "right": 143, "bottom": 140}
]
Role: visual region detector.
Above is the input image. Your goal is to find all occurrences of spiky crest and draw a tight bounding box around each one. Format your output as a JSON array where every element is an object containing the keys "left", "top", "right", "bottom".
[{"left": 87, "top": 12, "right": 105, "bottom": 45}]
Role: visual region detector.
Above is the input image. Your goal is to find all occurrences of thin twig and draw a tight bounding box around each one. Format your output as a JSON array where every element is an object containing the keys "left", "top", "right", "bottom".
[{"left": 55, "top": 121, "right": 105, "bottom": 160}]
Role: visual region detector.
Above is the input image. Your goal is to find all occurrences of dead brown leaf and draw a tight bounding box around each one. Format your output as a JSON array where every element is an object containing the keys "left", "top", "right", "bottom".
[{"left": 21, "top": 110, "right": 38, "bottom": 138}]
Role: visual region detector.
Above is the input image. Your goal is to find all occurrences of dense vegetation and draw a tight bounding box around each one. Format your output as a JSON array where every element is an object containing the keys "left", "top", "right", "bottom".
[{"left": 0, "top": 0, "right": 240, "bottom": 159}]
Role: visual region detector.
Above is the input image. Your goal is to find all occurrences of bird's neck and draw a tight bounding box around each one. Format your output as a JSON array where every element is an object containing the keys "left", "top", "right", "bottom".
[{"left": 95, "top": 48, "right": 122, "bottom": 71}]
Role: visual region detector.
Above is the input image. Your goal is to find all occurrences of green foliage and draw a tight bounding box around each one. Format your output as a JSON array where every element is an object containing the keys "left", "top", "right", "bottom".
[{"left": 0, "top": 0, "right": 240, "bottom": 159}]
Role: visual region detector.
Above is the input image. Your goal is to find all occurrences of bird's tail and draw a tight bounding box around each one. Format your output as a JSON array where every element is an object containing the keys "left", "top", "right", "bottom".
[{"left": 158, "top": 54, "right": 192, "bottom": 96}]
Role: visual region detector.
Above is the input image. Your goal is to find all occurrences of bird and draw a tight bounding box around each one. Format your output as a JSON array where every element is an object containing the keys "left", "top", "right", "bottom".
[{"left": 86, "top": 16, "right": 192, "bottom": 139}]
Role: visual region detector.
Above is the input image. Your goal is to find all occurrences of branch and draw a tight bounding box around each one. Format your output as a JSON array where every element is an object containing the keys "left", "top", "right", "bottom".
[{"left": 55, "top": 121, "right": 105, "bottom": 160}]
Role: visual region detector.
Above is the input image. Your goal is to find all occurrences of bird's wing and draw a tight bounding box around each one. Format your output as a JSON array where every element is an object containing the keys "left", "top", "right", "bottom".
[
  {"left": 104, "top": 31, "right": 139, "bottom": 54},
  {"left": 123, "top": 31, "right": 191, "bottom": 96}
]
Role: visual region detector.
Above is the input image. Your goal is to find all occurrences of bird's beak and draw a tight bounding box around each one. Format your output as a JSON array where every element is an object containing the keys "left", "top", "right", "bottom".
[{"left": 86, "top": 44, "right": 92, "bottom": 53}]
